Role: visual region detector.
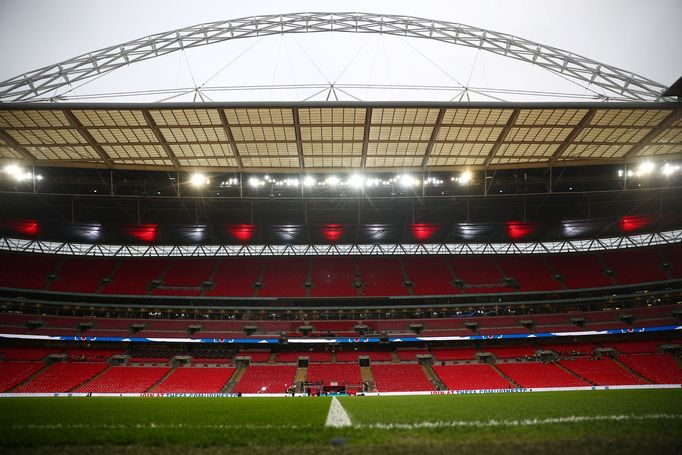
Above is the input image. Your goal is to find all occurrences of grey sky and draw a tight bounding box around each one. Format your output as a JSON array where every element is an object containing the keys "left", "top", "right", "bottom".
[{"left": 0, "top": 0, "right": 680, "bottom": 102}]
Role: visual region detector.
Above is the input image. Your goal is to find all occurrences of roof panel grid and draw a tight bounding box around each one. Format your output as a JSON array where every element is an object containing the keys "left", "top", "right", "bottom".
[
  {"left": 160, "top": 127, "right": 227, "bottom": 143},
  {"left": 371, "top": 108, "right": 439, "bottom": 124},
  {"left": 369, "top": 125, "right": 433, "bottom": 141},
  {"left": 101, "top": 144, "right": 168, "bottom": 159},
  {"left": 495, "top": 143, "right": 559, "bottom": 158},
  {"left": 113, "top": 158, "right": 175, "bottom": 166},
  {"left": 430, "top": 142, "right": 493, "bottom": 157},
  {"left": 592, "top": 109, "right": 672, "bottom": 126},
  {"left": 241, "top": 156, "right": 300, "bottom": 167},
  {"left": 0, "top": 110, "right": 69, "bottom": 128},
  {"left": 300, "top": 126, "right": 364, "bottom": 141},
  {"left": 635, "top": 144, "right": 681, "bottom": 156},
  {"left": 230, "top": 126, "right": 296, "bottom": 142},
  {"left": 366, "top": 142, "right": 427, "bottom": 156},
  {"left": 561, "top": 144, "right": 632, "bottom": 159},
  {"left": 301, "top": 142, "right": 363, "bottom": 155},
  {"left": 150, "top": 109, "right": 222, "bottom": 126},
  {"left": 492, "top": 156, "right": 548, "bottom": 164},
  {"left": 366, "top": 156, "right": 424, "bottom": 167},
  {"left": 303, "top": 156, "right": 362, "bottom": 167},
  {"left": 426, "top": 155, "right": 486, "bottom": 166},
  {"left": 73, "top": 109, "right": 147, "bottom": 127},
  {"left": 0, "top": 146, "right": 22, "bottom": 159},
  {"left": 441, "top": 108, "right": 512, "bottom": 125},
  {"left": 30, "top": 145, "right": 101, "bottom": 161},
  {"left": 505, "top": 127, "right": 573, "bottom": 142},
  {"left": 223, "top": 108, "right": 293, "bottom": 125},
  {"left": 177, "top": 157, "right": 238, "bottom": 168},
  {"left": 436, "top": 126, "right": 502, "bottom": 142},
  {"left": 575, "top": 127, "right": 651, "bottom": 143},
  {"left": 652, "top": 128, "right": 682, "bottom": 144},
  {"left": 239, "top": 142, "right": 298, "bottom": 156},
  {"left": 87, "top": 128, "right": 158, "bottom": 144},
  {"left": 298, "top": 108, "right": 365, "bottom": 124},
  {"left": 6, "top": 128, "right": 87, "bottom": 145},
  {"left": 515, "top": 109, "right": 588, "bottom": 126},
  {"left": 169, "top": 143, "right": 234, "bottom": 158}
]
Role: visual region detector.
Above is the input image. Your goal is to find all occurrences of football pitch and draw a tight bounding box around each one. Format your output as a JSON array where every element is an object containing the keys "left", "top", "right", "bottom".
[{"left": 1, "top": 389, "right": 680, "bottom": 455}]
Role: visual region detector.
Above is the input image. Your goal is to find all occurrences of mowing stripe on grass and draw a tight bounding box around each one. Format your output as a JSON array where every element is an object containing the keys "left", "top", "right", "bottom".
[
  {"left": 7, "top": 413, "right": 678, "bottom": 431},
  {"left": 354, "top": 413, "right": 682, "bottom": 429},
  {"left": 324, "top": 397, "right": 352, "bottom": 428}
]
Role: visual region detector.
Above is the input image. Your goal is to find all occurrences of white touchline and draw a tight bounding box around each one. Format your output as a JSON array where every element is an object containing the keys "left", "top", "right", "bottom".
[
  {"left": 355, "top": 413, "right": 682, "bottom": 429},
  {"left": 325, "top": 396, "right": 352, "bottom": 428}
]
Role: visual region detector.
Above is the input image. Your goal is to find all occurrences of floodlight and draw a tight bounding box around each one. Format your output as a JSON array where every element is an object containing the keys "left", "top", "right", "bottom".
[
  {"left": 348, "top": 174, "right": 364, "bottom": 188},
  {"left": 190, "top": 173, "right": 209, "bottom": 187},
  {"left": 458, "top": 170, "right": 473, "bottom": 185},
  {"left": 662, "top": 163, "right": 680, "bottom": 176},
  {"left": 636, "top": 161, "right": 655, "bottom": 176}
]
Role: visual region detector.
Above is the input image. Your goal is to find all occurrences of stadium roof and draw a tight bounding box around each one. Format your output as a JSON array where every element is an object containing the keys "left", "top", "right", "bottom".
[{"left": 0, "top": 102, "right": 680, "bottom": 173}]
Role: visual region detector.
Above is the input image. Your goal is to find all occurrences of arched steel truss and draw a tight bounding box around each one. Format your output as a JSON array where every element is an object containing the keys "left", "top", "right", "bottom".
[
  {"left": 0, "top": 12, "right": 670, "bottom": 102},
  {"left": 1, "top": 229, "right": 680, "bottom": 257}
]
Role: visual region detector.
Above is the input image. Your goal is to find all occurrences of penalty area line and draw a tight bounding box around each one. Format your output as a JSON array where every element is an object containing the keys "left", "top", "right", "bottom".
[{"left": 325, "top": 396, "right": 352, "bottom": 427}]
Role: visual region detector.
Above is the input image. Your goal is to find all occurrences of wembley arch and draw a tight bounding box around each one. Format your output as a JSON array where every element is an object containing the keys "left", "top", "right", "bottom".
[{"left": 0, "top": 12, "right": 672, "bottom": 103}]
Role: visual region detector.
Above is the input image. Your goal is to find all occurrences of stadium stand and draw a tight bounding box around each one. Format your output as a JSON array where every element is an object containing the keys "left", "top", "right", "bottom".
[
  {"left": 306, "top": 363, "right": 362, "bottom": 385},
  {"left": 449, "top": 256, "right": 509, "bottom": 293},
  {"left": 496, "top": 362, "right": 588, "bottom": 388},
  {"left": 545, "top": 253, "right": 611, "bottom": 289},
  {"left": 601, "top": 248, "right": 667, "bottom": 285},
  {"left": 276, "top": 351, "right": 332, "bottom": 363},
  {"left": 616, "top": 354, "right": 682, "bottom": 384},
  {"left": 309, "top": 257, "right": 355, "bottom": 297},
  {"left": 99, "top": 258, "right": 169, "bottom": 295},
  {"left": 371, "top": 364, "right": 434, "bottom": 392},
  {"left": 432, "top": 364, "right": 512, "bottom": 390},
  {"left": 258, "top": 257, "right": 308, "bottom": 297},
  {"left": 49, "top": 257, "right": 118, "bottom": 293},
  {"left": 402, "top": 256, "right": 456, "bottom": 295},
  {"left": 153, "top": 367, "right": 235, "bottom": 393},
  {"left": 356, "top": 257, "right": 408, "bottom": 296},
  {"left": 205, "top": 258, "right": 263, "bottom": 297},
  {"left": 0, "top": 252, "right": 59, "bottom": 290},
  {"left": 335, "top": 351, "right": 393, "bottom": 362},
  {"left": 76, "top": 366, "right": 171, "bottom": 393},
  {"left": 237, "top": 351, "right": 271, "bottom": 362},
  {"left": 0, "top": 248, "right": 680, "bottom": 297},
  {"left": 15, "top": 362, "right": 108, "bottom": 392},
  {"left": 232, "top": 365, "right": 296, "bottom": 393},
  {"left": 495, "top": 256, "right": 562, "bottom": 291},
  {"left": 0, "top": 361, "right": 45, "bottom": 391},
  {"left": 559, "top": 358, "right": 647, "bottom": 385}
]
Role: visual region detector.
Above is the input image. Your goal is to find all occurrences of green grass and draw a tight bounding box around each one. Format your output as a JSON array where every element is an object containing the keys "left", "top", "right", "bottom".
[{"left": 0, "top": 390, "right": 681, "bottom": 454}]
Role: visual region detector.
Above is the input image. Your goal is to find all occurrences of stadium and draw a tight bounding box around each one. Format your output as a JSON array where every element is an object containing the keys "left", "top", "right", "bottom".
[{"left": 0, "top": 2, "right": 681, "bottom": 454}]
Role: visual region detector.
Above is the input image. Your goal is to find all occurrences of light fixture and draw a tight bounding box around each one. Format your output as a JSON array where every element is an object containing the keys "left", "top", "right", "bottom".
[
  {"left": 398, "top": 174, "right": 418, "bottom": 187},
  {"left": 458, "top": 170, "right": 472, "bottom": 185},
  {"left": 303, "top": 176, "right": 316, "bottom": 187},
  {"left": 662, "top": 163, "right": 680, "bottom": 176},
  {"left": 3, "top": 164, "right": 33, "bottom": 182},
  {"left": 348, "top": 174, "right": 364, "bottom": 188},
  {"left": 636, "top": 161, "right": 655, "bottom": 177},
  {"left": 326, "top": 176, "right": 340, "bottom": 186},
  {"left": 190, "top": 173, "right": 209, "bottom": 187}
]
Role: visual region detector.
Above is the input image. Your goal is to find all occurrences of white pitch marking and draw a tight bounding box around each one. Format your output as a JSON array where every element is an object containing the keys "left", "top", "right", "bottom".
[
  {"left": 355, "top": 413, "right": 682, "bottom": 429},
  {"left": 325, "top": 396, "right": 352, "bottom": 427}
]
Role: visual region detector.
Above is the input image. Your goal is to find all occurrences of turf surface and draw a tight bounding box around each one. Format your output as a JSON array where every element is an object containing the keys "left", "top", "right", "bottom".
[{"left": 1, "top": 389, "right": 680, "bottom": 454}]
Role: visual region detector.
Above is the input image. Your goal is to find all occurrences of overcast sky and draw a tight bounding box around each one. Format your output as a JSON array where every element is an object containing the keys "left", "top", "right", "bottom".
[{"left": 0, "top": 0, "right": 680, "bottom": 102}]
